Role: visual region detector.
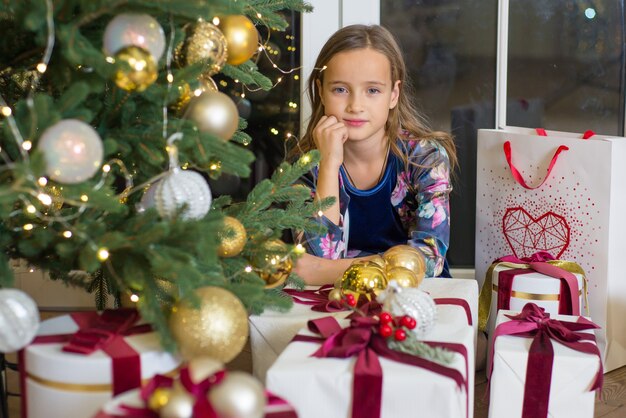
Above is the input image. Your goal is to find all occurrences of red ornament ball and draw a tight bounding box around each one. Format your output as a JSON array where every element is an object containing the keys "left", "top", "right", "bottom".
[
  {"left": 379, "top": 312, "right": 393, "bottom": 325},
  {"left": 400, "top": 315, "right": 417, "bottom": 330},
  {"left": 394, "top": 328, "right": 407, "bottom": 341},
  {"left": 344, "top": 293, "right": 357, "bottom": 307},
  {"left": 379, "top": 324, "right": 393, "bottom": 338}
]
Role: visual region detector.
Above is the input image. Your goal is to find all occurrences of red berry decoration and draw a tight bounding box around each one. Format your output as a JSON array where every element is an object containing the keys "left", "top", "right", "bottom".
[
  {"left": 344, "top": 294, "right": 357, "bottom": 307},
  {"left": 379, "top": 324, "right": 393, "bottom": 338},
  {"left": 379, "top": 312, "right": 393, "bottom": 325},
  {"left": 394, "top": 328, "right": 407, "bottom": 341},
  {"left": 400, "top": 315, "right": 417, "bottom": 330}
]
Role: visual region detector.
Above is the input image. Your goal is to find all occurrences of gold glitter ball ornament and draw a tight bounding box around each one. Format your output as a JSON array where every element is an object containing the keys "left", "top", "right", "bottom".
[
  {"left": 177, "top": 21, "right": 227, "bottom": 76},
  {"left": 217, "top": 216, "right": 247, "bottom": 258},
  {"left": 218, "top": 15, "right": 259, "bottom": 65},
  {"left": 169, "top": 286, "right": 248, "bottom": 363},
  {"left": 341, "top": 261, "right": 388, "bottom": 296},
  {"left": 386, "top": 266, "right": 421, "bottom": 288},
  {"left": 252, "top": 239, "right": 293, "bottom": 289},
  {"left": 148, "top": 387, "right": 172, "bottom": 411},
  {"left": 383, "top": 245, "right": 426, "bottom": 282},
  {"left": 113, "top": 45, "right": 158, "bottom": 92}
]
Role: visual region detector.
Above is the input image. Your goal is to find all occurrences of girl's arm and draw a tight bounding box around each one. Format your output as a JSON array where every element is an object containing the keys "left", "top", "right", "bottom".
[
  {"left": 293, "top": 253, "right": 358, "bottom": 285},
  {"left": 406, "top": 141, "right": 453, "bottom": 277}
]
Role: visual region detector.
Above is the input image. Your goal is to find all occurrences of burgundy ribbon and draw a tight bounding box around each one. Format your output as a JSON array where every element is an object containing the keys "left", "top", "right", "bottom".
[
  {"left": 488, "top": 303, "right": 603, "bottom": 418},
  {"left": 434, "top": 298, "right": 473, "bottom": 326},
  {"left": 19, "top": 309, "right": 150, "bottom": 418},
  {"left": 495, "top": 253, "right": 580, "bottom": 315},
  {"left": 293, "top": 316, "right": 468, "bottom": 418}
]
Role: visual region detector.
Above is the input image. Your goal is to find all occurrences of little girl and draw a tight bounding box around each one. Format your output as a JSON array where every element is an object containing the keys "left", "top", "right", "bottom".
[{"left": 291, "top": 24, "right": 457, "bottom": 285}]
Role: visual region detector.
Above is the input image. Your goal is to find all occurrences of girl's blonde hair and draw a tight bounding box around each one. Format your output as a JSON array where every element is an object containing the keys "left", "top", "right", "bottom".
[{"left": 290, "top": 24, "right": 457, "bottom": 170}]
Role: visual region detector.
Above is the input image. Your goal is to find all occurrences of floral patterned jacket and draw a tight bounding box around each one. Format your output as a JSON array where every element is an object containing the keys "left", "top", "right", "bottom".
[{"left": 296, "top": 137, "right": 452, "bottom": 277}]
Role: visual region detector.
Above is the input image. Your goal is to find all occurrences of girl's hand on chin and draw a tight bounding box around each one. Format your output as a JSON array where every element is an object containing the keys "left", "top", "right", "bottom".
[{"left": 313, "top": 115, "right": 348, "bottom": 170}]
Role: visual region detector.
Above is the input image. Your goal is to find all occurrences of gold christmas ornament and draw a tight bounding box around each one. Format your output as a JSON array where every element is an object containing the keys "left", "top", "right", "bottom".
[
  {"left": 368, "top": 254, "right": 387, "bottom": 269},
  {"left": 169, "top": 286, "right": 248, "bottom": 363},
  {"left": 218, "top": 15, "right": 259, "bottom": 65},
  {"left": 170, "top": 76, "right": 218, "bottom": 116},
  {"left": 208, "top": 372, "right": 266, "bottom": 418},
  {"left": 383, "top": 245, "right": 426, "bottom": 281},
  {"left": 217, "top": 216, "right": 247, "bottom": 258},
  {"left": 252, "top": 239, "right": 292, "bottom": 289},
  {"left": 158, "top": 385, "right": 194, "bottom": 418},
  {"left": 328, "top": 288, "right": 343, "bottom": 302},
  {"left": 184, "top": 91, "right": 239, "bottom": 141},
  {"left": 113, "top": 45, "right": 157, "bottom": 92},
  {"left": 148, "top": 387, "right": 172, "bottom": 411},
  {"left": 177, "top": 21, "right": 227, "bottom": 75},
  {"left": 340, "top": 262, "right": 388, "bottom": 296},
  {"left": 386, "top": 266, "right": 421, "bottom": 288}
]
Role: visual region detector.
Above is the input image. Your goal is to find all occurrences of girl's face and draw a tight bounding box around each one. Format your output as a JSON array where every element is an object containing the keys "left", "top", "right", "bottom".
[{"left": 317, "top": 48, "right": 400, "bottom": 145}]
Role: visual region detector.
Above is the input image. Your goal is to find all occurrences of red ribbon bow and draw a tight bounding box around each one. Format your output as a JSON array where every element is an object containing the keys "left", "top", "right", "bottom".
[
  {"left": 294, "top": 316, "right": 469, "bottom": 418},
  {"left": 488, "top": 303, "right": 603, "bottom": 418},
  {"left": 495, "top": 252, "right": 581, "bottom": 316}
]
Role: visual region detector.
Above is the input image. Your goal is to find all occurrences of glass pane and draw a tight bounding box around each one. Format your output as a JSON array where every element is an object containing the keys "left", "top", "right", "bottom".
[
  {"left": 381, "top": 0, "right": 498, "bottom": 267},
  {"left": 508, "top": 0, "right": 625, "bottom": 135}
]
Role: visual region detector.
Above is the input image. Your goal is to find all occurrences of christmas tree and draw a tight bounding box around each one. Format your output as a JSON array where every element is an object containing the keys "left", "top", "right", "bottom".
[{"left": 0, "top": 0, "right": 329, "bottom": 353}]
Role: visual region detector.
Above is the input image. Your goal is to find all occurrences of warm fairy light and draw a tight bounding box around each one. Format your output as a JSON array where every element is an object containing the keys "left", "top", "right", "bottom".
[
  {"left": 273, "top": 64, "right": 278, "bottom": 68},
  {"left": 258, "top": 46, "right": 263, "bottom": 51},
  {"left": 286, "top": 132, "right": 292, "bottom": 138},
  {"left": 210, "top": 163, "right": 218, "bottom": 170},
  {"left": 37, "top": 193, "right": 52, "bottom": 205},
  {"left": 317, "top": 210, "right": 324, "bottom": 217},
  {"left": 23, "top": 224, "right": 34, "bottom": 231},
  {"left": 277, "top": 77, "right": 282, "bottom": 83},
  {"left": 36, "top": 63, "right": 47, "bottom": 73},
  {"left": 193, "top": 88, "right": 203, "bottom": 96},
  {"left": 102, "top": 164, "right": 111, "bottom": 173},
  {"left": 38, "top": 177, "right": 48, "bottom": 186},
  {"left": 270, "top": 257, "right": 278, "bottom": 265},
  {"left": 130, "top": 294, "right": 139, "bottom": 302},
  {"left": 234, "top": 79, "right": 239, "bottom": 83},
  {"left": 62, "top": 230, "right": 72, "bottom": 238},
  {"left": 256, "top": 13, "right": 262, "bottom": 18},
  {"left": 80, "top": 194, "right": 89, "bottom": 202},
  {"left": 105, "top": 56, "right": 115, "bottom": 64},
  {"left": 29, "top": 268, "right": 35, "bottom": 272},
  {"left": 245, "top": 266, "right": 253, "bottom": 273},
  {"left": 22, "top": 140, "right": 32, "bottom": 150},
  {"left": 97, "top": 248, "right": 110, "bottom": 261},
  {"left": 1, "top": 106, "right": 12, "bottom": 116},
  {"left": 219, "top": 80, "right": 228, "bottom": 87},
  {"left": 301, "top": 155, "right": 311, "bottom": 164},
  {"left": 166, "top": 74, "right": 174, "bottom": 83},
  {"left": 270, "top": 128, "right": 279, "bottom": 135},
  {"left": 288, "top": 102, "right": 298, "bottom": 108},
  {"left": 294, "top": 75, "right": 299, "bottom": 80},
  {"left": 26, "top": 205, "right": 36, "bottom": 214},
  {"left": 295, "top": 243, "right": 305, "bottom": 254},
  {"left": 241, "top": 93, "right": 246, "bottom": 99},
  {"left": 212, "top": 17, "right": 220, "bottom": 25}
]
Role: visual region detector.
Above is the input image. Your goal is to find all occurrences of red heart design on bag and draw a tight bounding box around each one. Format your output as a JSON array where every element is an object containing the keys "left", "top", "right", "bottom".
[{"left": 502, "top": 207, "right": 570, "bottom": 259}]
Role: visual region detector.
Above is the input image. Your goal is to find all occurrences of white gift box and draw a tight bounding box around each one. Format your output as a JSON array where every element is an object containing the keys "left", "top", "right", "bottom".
[
  {"left": 266, "top": 304, "right": 475, "bottom": 418},
  {"left": 486, "top": 263, "right": 585, "bottom": 336},
  {"left": 249, "top": 277, "right": 478, "bottom": 383},
  {"left": 488, "top": 310, "right": 601, "bottom": 418},
  {"left": 21, "top": 313, "right": 180, "bottom": 418}
]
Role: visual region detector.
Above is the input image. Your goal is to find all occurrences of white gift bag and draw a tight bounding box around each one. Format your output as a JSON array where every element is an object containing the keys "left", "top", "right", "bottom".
[{"left": 475, "top": 126, "right": 626, "bottom": 371}]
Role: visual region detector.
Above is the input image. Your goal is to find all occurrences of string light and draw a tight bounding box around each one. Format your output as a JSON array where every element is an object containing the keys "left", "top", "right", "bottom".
[
  {"left": 105, "top": 56, "right": 115, "bottom": 63},
  {"left": 301, "top": 155, "right": 311, "bottom": 164},
  {"left": 130, "top": 294, "right": 139, "bottom": 302},
  {"left": 317, "top": 210, "right": 324, "bottom": 217},
  {"left": 36, "top": 63, "right": 47, "bottom": 73},
  {"left": 37, "top": 177, "right": 48, "bottom": 186},
  {"left": 102, "top": 164, "right": 111, "bottom": 173},
  {"left": 22, "top": 140, "right": 32, "bottom": 150},
  {"left": 294, "top": 243, "right": 305, "bottom": 255},
  {"left": 1, "top": 106, "right": 11, "bottom": 117},
  {"left": 23, "top": 224, "right": 34, "bottom": 231},
  {"left": 270, "top": 128, "right": 279, "bottom": 135},
  {"left": 97, "top": 248, "right": 110, "bottom": 261},
  {"left": 212, "top": 16, "right": 220, "bottom": 25},
  {"left": 62, "top": 230, "right": 72, "bottom": 238},
  {"left": 37, "top": 193, "right": 52, "bottom": 205},
  {"left": 166, "top": 74, "right": 174, "bottom": 83},
  {"left": 26, "top": 205, "right": 36, "bottom": 214},
  {"left": 80, "top": 194, "right": 89, "bottom": 202},
  {"left": 244, "top": 266, "right": 253, "bottom": 273}
]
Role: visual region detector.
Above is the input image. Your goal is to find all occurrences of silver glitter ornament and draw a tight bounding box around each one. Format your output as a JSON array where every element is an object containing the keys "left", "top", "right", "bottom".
[
  {"left": 0, "top": 289, "right": 40, "bottom": 353},
  {"left": 377, "top": 280, "right": 437, "bottom": 338}
]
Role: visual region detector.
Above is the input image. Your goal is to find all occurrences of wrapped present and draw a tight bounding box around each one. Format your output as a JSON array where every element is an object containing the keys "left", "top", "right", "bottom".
[
  {"left": 92, "top": 365, "right": 297, "bottom": 418},
  {"left": 488, "top": 304, "right": 603, "bottom": 418},
  {"left": 478, "top": 252, "right": 587, "bottom": 335},
  {"left": 250, "top": 277, "right": 478, "bottom": 382},
  {"left": 19, "top": 309, "right": 180, "bottom": 418},
  {"left": 266, "top": 303, "right": 475, "bottom": 418}
]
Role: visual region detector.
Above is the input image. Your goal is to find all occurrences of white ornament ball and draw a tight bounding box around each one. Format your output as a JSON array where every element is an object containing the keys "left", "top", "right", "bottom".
[
  {"left": 144, "top": 169, "right": 212, "bottom": 220},
  {"left": 0, "top": 289, "right": 40, "bottom": 353},
  {"left": 37, "top": 119, "right": 103, "bottom": 184},
  {"left": 208, "top": 372, "right": 266, "bottom": 418},
  {"left": 377, "top": 280, "right": 437, "bottom": 338},
  {"left": 103, "top": 13, "right": 166, "bottom": 62}
]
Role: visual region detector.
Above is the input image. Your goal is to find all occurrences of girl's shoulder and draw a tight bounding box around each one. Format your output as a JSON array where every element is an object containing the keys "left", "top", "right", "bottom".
[{"left": 397, "top": 131, "right": 450, "bottom": 167}]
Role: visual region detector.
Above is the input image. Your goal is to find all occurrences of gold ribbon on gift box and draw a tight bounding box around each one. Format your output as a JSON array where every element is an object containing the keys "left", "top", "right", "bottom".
[
  {"left": 478, "top": 260, "right": 589, "bottom": 332},
  {"left": 26, "top": 367, "right": 179, "bottom": 393}
]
